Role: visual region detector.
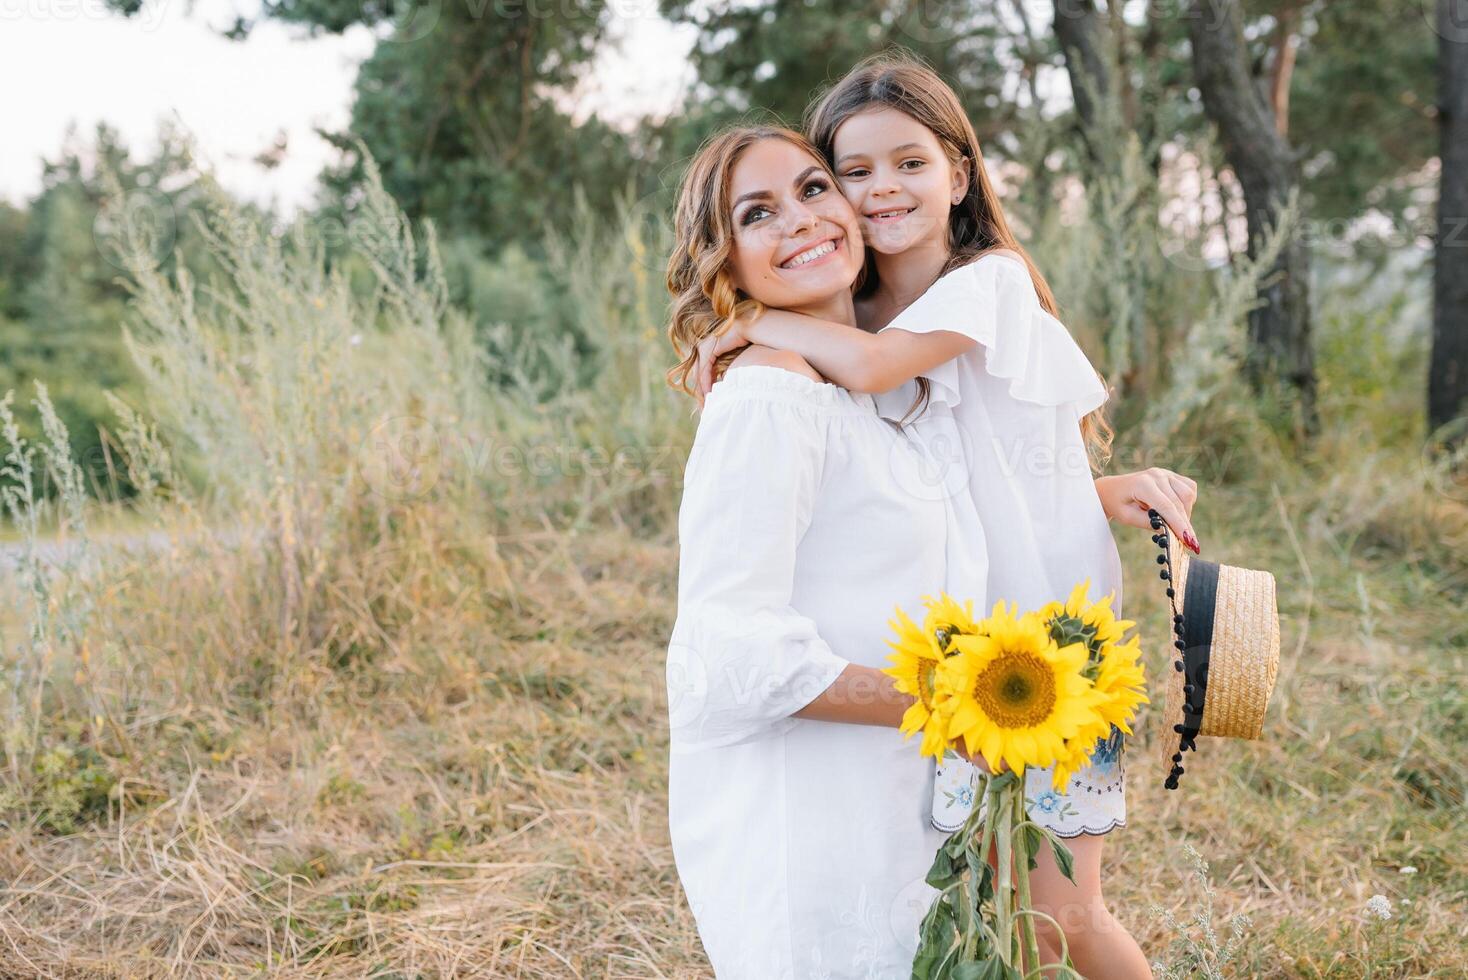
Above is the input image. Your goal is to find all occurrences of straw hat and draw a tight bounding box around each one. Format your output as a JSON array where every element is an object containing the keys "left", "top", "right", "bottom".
[{"left": 1146, "top": 508, "right": 1281, "bottom": 790}]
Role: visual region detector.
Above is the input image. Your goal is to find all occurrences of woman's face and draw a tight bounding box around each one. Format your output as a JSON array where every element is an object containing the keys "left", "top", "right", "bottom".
[
  {"left": 725, "top": 138, "right": 865, "bottom": 309},
  {"left": 830, "top": 106, "right": 968, "bottom": 255}
]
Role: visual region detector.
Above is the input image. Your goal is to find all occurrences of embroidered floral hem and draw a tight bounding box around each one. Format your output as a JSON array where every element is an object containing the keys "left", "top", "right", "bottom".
[{"left": 931, "top": 723, "right": 1127, "bottom": 838}]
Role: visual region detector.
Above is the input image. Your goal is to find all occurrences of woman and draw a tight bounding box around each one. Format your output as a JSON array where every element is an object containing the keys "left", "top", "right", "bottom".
[{"left": 663, "top": 126, "right": 990, "bottom": 977}]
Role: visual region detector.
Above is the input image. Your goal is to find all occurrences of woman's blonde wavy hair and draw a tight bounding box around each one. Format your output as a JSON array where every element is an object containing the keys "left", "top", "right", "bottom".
[
  {"left": 664, "top": 125, "right": 932, "bottom": 425},
  {"left": 664, "top": 126, "right": 820, "bottom": 398},
  {"left": 805, "top": 51, "right": 1116, "bottom": 472}
]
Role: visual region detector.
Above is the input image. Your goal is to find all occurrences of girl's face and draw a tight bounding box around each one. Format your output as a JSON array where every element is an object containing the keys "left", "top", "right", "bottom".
[
  {"left": 830, "top": 106, "right": 969, "bottom": 255},
  {"left": 725, "top": 138, "right": 865, "bottom": 309}
]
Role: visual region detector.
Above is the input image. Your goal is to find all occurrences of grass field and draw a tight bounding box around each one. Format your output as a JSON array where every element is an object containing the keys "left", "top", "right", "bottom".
[{"left": 0, "top": 158, "right": 1462, "bottom": 978}]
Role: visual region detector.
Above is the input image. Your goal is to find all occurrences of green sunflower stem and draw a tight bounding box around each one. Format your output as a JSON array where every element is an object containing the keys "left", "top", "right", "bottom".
[
  {"left": 957, "top": 774, "right": 992, "bottom": 962},
  {"left": 993, "top": 778, "right": 1016, "bottom": 967},
  {"left": 961, "top": 772, "right": 997, "bottom": 960},
  {"left": 1013, "top": 786, "right": 1044, "bottom": 977}
]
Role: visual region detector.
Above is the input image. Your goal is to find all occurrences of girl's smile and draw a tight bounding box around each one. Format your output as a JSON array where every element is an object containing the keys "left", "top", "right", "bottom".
[
  {"left": 832, "top": 106, "right": 966, "bottom": 256},
  {"left": 865, "top": 205, "right": 917, "bottom": 223}
]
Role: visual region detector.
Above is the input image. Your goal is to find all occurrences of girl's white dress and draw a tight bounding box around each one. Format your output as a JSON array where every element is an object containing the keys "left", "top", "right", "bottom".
[
  {"left": 667, "top": 364, "right": 989, "bottom": 979},
  {"left": 871, "top": 252, "right": 1129, "bottom": 839}
]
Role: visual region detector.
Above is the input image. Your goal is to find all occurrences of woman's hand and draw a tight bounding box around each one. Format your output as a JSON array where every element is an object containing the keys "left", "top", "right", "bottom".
[
  {"left": 954, "top": 740, "right": 1008, "bottom": 775},
  {"left": 1095, "top": 467, "right": 1201, "bottom": 554}
]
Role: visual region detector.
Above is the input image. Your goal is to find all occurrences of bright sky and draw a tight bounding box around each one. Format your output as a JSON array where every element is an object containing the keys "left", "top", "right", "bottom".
[{"left": 0, "top": 0, "right": 696, "bottom": 216}]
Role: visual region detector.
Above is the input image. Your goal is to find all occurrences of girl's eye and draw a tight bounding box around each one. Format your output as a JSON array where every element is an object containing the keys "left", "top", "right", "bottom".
[
  {"left": 900, "top": 159, "right": 925, "bottom": 170},
  {"left": 841, "top": 167, "right": 871, "bottom": 180}
]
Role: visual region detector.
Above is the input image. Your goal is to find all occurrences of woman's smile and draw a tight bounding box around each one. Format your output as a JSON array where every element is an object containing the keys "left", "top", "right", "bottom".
[{"left": 778, "top": 234, "right": 845, "bottom": 271}]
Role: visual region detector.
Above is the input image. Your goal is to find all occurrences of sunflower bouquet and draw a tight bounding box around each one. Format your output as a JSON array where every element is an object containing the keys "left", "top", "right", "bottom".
[{"left": 882, "top": 581, "right": 1148, "bottom": 979}]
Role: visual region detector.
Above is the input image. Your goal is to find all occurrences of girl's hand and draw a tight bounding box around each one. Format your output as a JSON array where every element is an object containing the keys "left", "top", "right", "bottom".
[
  {"left": 1095, "top": 467, "right": 1201, "bottom": 554},
  {"left": 694, "top": 318, "right": 755, "bottom": 403}
]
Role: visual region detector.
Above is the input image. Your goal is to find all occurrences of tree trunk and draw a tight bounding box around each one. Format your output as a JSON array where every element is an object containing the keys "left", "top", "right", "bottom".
[
  {"left": 1187, "top": 0, "right": 1318, "bottom": 439},
  {"left": 1269, "top": 4, "right": 1299, "bottom": 138},
  {"left": 1431, "top": 0, "right": 1468, "bottom": 440},
  {"left": 1054, "top": 0, "right": 1112, "bottom": 169}
]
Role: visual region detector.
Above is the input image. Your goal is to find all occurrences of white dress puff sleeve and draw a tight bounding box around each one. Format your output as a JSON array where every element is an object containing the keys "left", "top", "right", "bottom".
[
  {"left": 873, "top": 252, "right": 1109, "bottom": 418},
  {"left": 666, "top": 367, "right": 852, "bottom": 754}
]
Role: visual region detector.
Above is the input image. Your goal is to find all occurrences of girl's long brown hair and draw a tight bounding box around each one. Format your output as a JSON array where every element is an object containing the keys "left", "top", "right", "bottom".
[
  {"left": 665, "top": 126, "right": 830, "bottom": 398},
  {"left": 804, "top": 51, "right": 1116, "bottom": 472}
]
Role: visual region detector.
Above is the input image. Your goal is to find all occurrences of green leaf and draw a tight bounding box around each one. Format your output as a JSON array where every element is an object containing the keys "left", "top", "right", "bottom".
[
  {"left": 954, "top": 953, "right": 1016, "bottom": 980},
  {"left": 988, "top": 771, "right": 1020, "bottom": 792},
  {"left": 1022, "top": 824, "right": 1048, "bottom": 872},
  {"left": 1048, "top": 834, "right": 1077, "bottom": 885},
  {"left": 966, "top": 840, "right": 988, "bottom": 882},
  {"left": 926, "top": 846, "right": 959, "bottom": 889},
  {"left": 952, "top": 961, "right": 987, "bottom": 980},
  {"left": 954, "top": 878, "right": 975, "bottom": 937},
  {"left": 910, "top": 896, "right": 959, "bottom": 979}
]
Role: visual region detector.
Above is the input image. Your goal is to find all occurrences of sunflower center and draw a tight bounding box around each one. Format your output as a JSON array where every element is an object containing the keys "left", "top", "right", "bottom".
[
  {"left": 918, "top": 659, "right": 938, "bottom": 706},
  {"left": 972, "top": 652, "right": 1056, "bottom": 728}
]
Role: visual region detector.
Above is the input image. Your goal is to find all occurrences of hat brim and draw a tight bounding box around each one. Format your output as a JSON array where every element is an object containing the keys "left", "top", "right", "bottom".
[{"left": 1156, "top": 527, "right": 1191, "bottom": 777}]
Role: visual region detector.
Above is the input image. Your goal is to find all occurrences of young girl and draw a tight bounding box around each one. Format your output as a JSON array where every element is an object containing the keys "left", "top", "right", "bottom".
[{"left": 694, "top": 53, "right": 1200, "bottom": 978}]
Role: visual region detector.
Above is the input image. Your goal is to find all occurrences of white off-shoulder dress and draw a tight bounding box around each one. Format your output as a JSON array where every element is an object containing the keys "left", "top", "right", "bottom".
[
  {"left": 666, "top": 364, "right": 989, "bottom": 979},
  {"left": 871, "top": 252, "right": 1129, "bottom": 839}
]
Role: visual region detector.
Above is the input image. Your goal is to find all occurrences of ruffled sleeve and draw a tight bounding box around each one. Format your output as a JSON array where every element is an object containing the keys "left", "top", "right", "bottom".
[
  {"left": 666, "top": 365, "right": 852, "bottom": 754},
  {"left": 877, "top": 254, "right": 1108, "bottom": 417}
]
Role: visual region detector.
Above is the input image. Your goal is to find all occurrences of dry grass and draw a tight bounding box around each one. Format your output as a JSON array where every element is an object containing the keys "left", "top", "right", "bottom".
[
  {"left": 0, "top": 523, "right": 701, "bottom": 977},
  {"left": 0, "top": 494, "right": 1462, "bottom": 977}
]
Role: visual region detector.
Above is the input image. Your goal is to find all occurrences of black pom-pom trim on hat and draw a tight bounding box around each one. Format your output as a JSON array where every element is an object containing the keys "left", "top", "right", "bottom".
[{"left": 1151, "top": 506, "right": 1211, "bottom": 793}]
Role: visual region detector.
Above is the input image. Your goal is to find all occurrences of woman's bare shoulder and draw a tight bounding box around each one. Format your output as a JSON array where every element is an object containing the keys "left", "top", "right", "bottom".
[{"left": 728, "top": 345, "right": 824, "bottom": 383}]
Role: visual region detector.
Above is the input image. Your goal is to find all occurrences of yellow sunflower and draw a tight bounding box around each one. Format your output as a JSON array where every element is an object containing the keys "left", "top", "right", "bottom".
[
  {"left": 1048, "top": 717, "right": 1115, "bottom": 791},
  {"left": 881, "top": 606, "right": 951, "bottom": 759},
  {"left": 934, "top": 600, "right": 1107, "bottom": 775},
  {"left": 1038, "top": 579, "right": 1137, "bottom": 671},
  {"left": 921, "top": 592, "right": 979, "bottom": 651},
  {"left": 1091, "top": 634, "right": 1149, "bottom": 735},
  {"left": 1044, "top": 635, "right": 1149, "bottom": 792}
]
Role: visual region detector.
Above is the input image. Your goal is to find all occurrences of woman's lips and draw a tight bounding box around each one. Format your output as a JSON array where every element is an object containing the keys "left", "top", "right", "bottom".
[{"left": 779, "top": 235, "right": 844, "bottom": 270}]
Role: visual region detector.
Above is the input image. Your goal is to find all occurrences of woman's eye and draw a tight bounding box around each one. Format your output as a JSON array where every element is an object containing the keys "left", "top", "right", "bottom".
[
  {"left": 802, "top": 179, "right": 828, "bottom": 199},
  {"left": 740, "top": 205, "right": 770, "bottom": 226}
]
